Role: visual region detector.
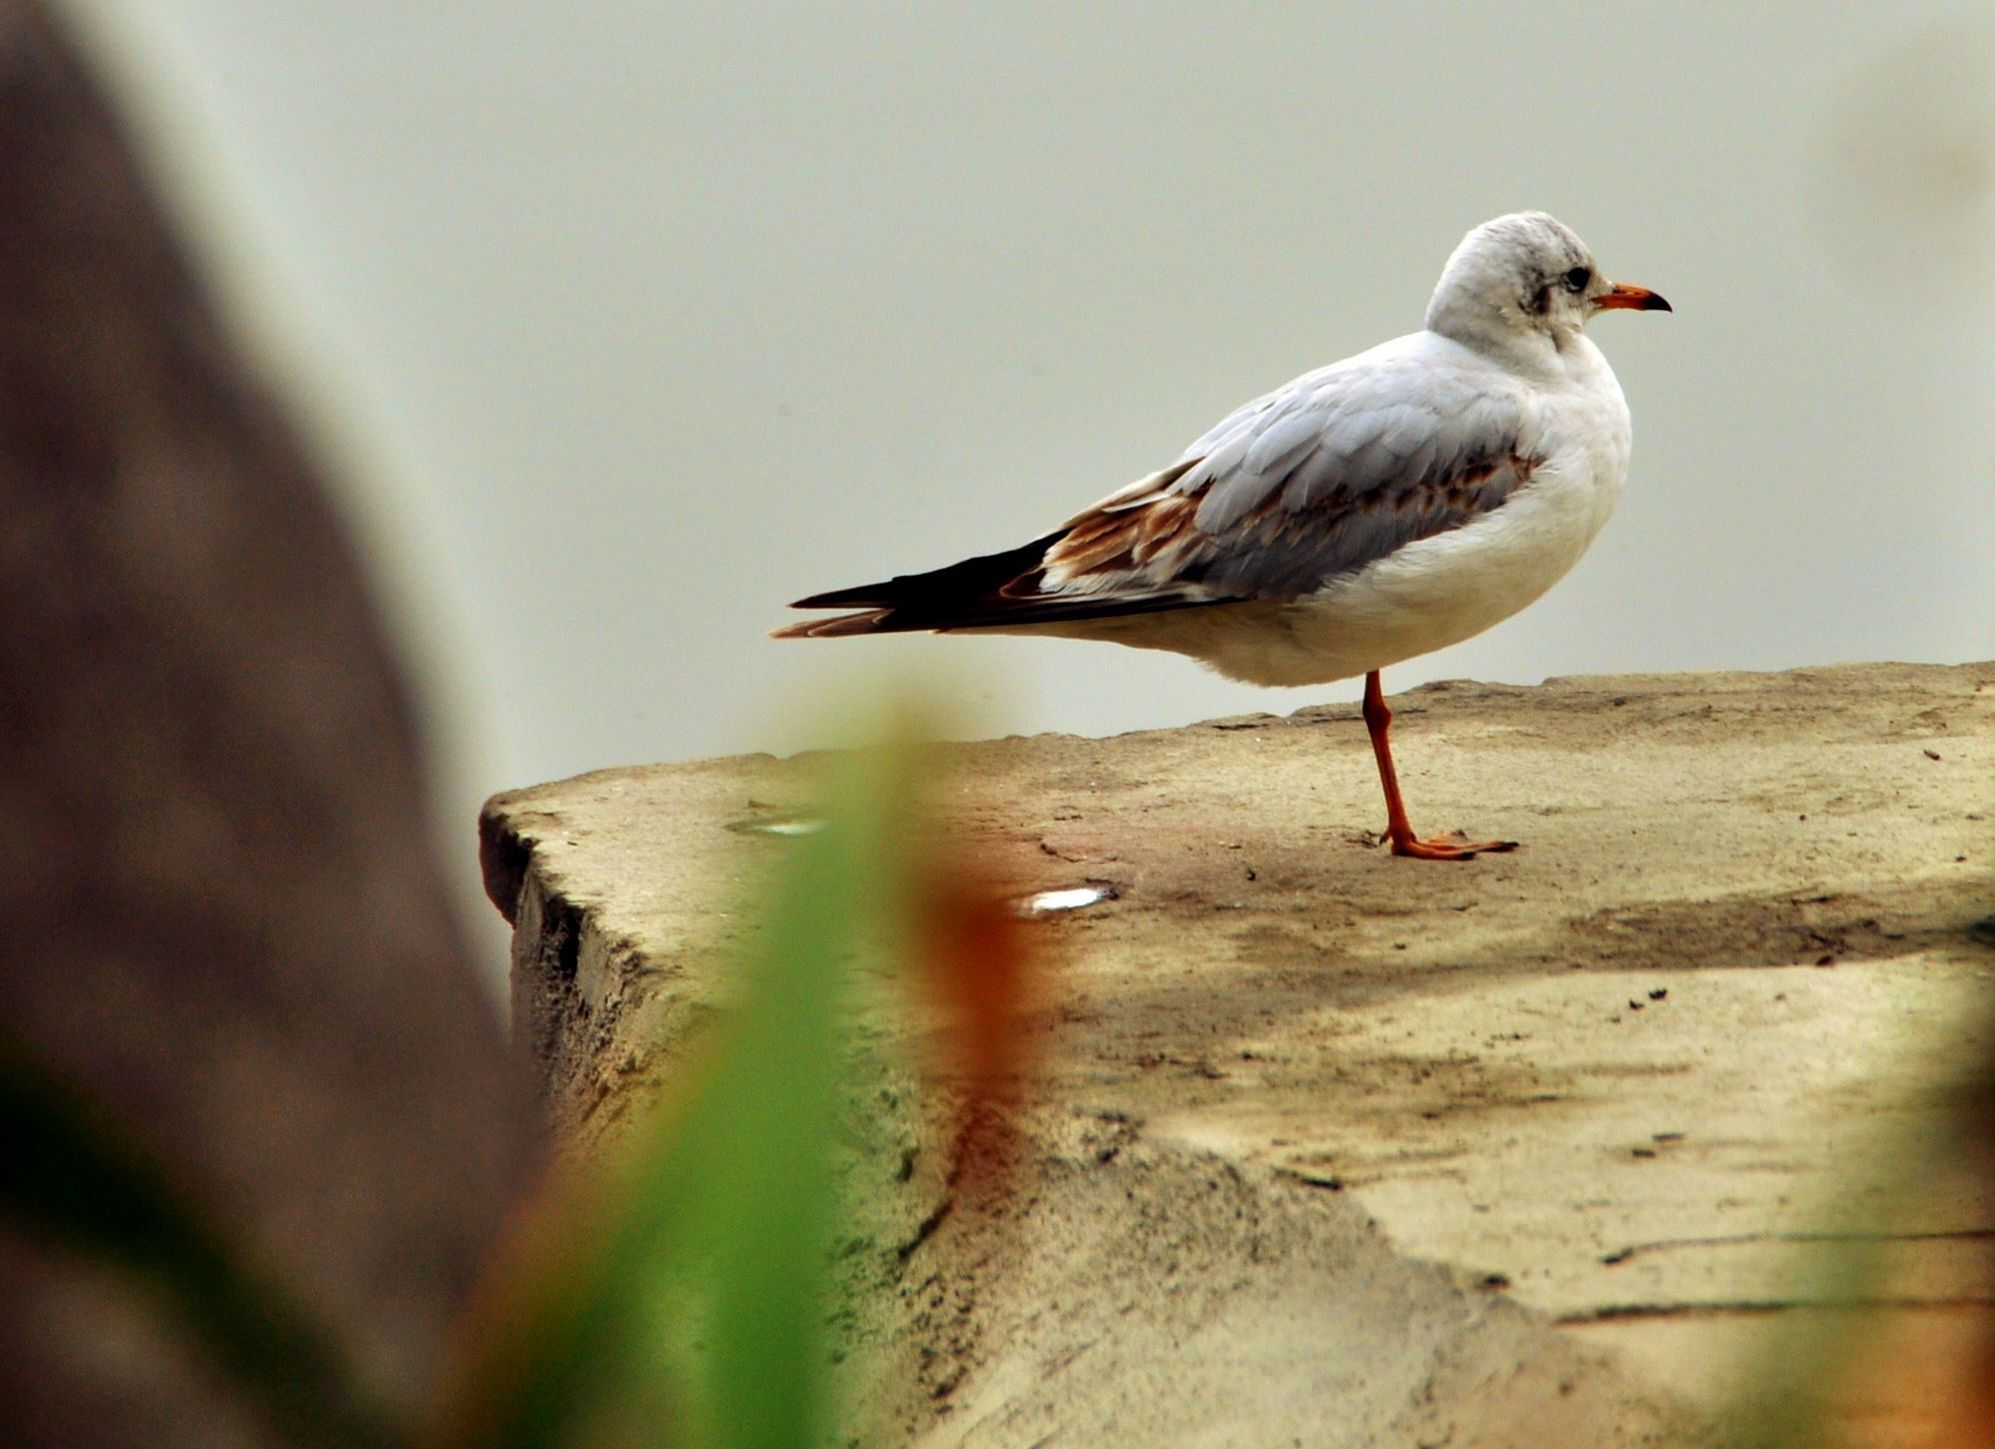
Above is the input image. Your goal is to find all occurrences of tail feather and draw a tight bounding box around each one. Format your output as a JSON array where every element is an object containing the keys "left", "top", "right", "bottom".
[
  {"left": 770, "top": 609, "right": 894, "bottom": 639},
  {"left": 775, "top": 531, "right": 1061, "bottom": 637},
  {"left": 775, "top": 523, "right": 1230, "bottom": 639},
  {"left": 789, "top": 531, "right": 1064, "bottom": 611}
]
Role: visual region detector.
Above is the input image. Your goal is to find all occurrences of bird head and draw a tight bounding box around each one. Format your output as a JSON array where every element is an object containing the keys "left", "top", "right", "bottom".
[{"left": 1425, "top": 211, "right": 1670, "bottom": 357}]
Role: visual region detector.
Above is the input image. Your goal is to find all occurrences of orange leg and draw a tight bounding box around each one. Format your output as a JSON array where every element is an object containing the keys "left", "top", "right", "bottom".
[{"left": 1361, "top": 670, "right": 1518, "bottom": 861}]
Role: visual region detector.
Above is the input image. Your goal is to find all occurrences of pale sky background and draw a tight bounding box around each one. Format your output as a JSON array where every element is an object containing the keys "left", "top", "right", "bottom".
[{"left": 56, "top": 2, "right": 1995, "bottom": 957}]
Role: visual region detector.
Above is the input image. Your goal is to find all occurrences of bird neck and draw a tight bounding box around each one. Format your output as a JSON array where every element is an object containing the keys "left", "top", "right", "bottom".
[{"left": 1425, "top": 294, "right": 1565, "bottom": 379}]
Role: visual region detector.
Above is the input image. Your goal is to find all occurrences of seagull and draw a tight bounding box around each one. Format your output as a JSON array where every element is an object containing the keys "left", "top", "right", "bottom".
[{"left": 776, "top": 213, "right": 1669, "bottom": 860}]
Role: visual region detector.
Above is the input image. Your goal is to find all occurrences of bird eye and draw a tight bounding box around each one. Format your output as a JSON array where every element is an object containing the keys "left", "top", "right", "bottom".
[{"left": 1562, "top": 266, "right": 1592, "bottom": 293}]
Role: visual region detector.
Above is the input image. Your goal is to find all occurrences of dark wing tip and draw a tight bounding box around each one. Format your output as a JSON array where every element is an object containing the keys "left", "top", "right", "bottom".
[
  {"left": 788, "top": 581, "right": 896, "bottom": 611},
  {"left": 777, "top": 530, "right": 1069, "bottom": 632},
  {"left": 774, "top": 520, "right": 1233, "bottom": 638}
]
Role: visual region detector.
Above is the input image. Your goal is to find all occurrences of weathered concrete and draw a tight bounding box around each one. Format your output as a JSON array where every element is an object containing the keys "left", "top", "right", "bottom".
[{"left": 483, "top": 662, "right": 1995, "bottom": 1446}]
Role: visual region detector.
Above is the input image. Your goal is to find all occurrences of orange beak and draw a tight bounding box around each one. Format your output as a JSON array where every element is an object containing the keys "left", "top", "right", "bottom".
[{"left": 1595, "top": 282, "right": 1671, "bottom": 312}]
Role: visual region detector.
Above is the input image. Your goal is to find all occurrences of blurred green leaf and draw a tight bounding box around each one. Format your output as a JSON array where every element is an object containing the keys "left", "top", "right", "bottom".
[{"left": 433, "top": 728, "right": 924, "bottom": 1448}]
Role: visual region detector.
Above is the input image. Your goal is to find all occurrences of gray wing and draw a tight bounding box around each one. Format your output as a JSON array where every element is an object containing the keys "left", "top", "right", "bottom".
[
  {"left": 777, "top": 346, "right": 1541, "bottom": 638},
  {"left": 1041, "top": 350, "right": 1540, "bottom": 600}
]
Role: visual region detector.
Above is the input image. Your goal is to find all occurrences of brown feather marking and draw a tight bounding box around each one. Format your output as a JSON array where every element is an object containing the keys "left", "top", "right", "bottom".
[
  {"left": 1129, "top": 494, "right": 1203, "bottom": 567},
  {"left": 1038, "top": 448, "right": 1542, "bottom": 592},
  {"left": 1044, "top": 491, "right": 1203, "bottom": 581},
  {"left": 1053, "top": 515, "right": 1127, "bottom": 559}
]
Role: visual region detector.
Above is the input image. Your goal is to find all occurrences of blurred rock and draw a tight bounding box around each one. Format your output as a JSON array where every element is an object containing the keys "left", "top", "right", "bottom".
[{"left": 0, "top": 4, "right": 539, "bottom": 1443}]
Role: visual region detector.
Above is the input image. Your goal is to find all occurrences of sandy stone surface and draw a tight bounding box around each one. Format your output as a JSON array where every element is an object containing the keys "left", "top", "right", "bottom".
[{"left": 482, "top": 662, "right": 1995, "bottom": 1446}]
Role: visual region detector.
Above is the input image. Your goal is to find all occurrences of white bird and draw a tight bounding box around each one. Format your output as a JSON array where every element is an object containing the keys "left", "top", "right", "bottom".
[{"left": 777, "top": 212, "right": 1670, "bottom": 859}]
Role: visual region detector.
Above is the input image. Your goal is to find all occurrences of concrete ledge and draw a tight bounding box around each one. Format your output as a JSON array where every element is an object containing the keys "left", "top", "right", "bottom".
[{"left": 482, "top": 662, "right": 1995, "bottom": 1445}]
